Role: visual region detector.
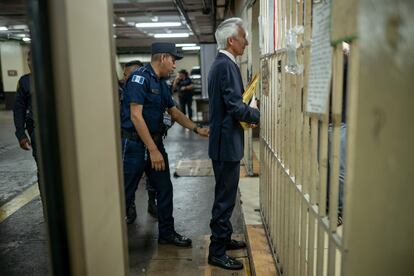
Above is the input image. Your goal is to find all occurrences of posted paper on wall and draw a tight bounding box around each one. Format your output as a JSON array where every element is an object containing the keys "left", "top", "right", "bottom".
[{"left": 306, "top": 0, "right": 333, "bottom": 114}]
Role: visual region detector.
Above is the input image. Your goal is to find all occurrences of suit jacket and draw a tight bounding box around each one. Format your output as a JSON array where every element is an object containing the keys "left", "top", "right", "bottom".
[{"left": 208, "top": 53, "right": 260, "bottom": 162}]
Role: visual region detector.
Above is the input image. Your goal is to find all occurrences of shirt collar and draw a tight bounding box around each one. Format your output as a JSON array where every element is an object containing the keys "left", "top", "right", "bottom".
[
  {"left": 219, "top": 50, "right": 236, "bottom": 64},
  {"left": 146, "top": 64, "right": 158, "bottom": 80}
]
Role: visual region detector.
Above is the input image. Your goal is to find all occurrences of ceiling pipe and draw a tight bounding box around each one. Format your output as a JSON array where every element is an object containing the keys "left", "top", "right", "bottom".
[
  {"left": 172, "top": 0, "right": 200, "bottom": 41},
  {"left": 224, "top": 0, "right": 233, "bottom": 18},
  {"left": 201, "top": 0, "right": 211, "bottom": 14},
  {"left": 212, "top": 0, "right": 217, "bottom": 35}
]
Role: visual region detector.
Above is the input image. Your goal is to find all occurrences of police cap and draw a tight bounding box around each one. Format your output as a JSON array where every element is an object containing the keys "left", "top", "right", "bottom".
[{"left": 151, "top": 42, "right": 183, "bottom": 60}]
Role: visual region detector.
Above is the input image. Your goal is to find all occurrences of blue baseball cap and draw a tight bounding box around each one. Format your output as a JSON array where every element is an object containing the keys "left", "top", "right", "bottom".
[{"left": 151, "top": 42, "right": 183, "bottom": 60}]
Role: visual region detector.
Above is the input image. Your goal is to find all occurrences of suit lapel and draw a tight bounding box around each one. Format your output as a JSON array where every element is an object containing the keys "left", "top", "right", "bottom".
[{"left": 218, "top": 53, "right": 244, "bottom": 94}]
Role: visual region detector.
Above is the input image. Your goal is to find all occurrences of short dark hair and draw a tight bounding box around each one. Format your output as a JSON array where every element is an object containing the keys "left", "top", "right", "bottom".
[
  {"left": 179, "top": 69, "right": 188, "bottom": 76},
  {"left": 124, "top": 60, "right": 143, "bottom": 68}
]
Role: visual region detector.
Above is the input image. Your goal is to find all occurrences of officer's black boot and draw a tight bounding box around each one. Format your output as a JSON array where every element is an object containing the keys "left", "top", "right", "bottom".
[
  {"left": 147, "top": 190, "right": 157, "bottom": 218},
  {"left": 126, "top": 202, "right": 137, "bottom": 224}
]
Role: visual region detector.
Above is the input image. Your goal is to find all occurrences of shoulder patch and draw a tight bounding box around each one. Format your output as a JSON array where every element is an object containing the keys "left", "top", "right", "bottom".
[{"left": 131, "top": 75, "right": 145, "bottom": 85}]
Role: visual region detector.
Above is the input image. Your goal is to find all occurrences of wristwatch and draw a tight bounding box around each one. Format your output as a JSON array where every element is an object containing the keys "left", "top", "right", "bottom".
[{"left": 192, "top": 125, "right": 199, "bottom": 134}]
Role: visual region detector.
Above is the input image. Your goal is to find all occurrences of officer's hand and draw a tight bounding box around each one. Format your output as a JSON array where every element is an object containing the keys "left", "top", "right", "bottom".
[
  {"left": 197, "top": 127, "right": 209, "bottom": 137},
  {"left": 149, "top": 149, "right": 165, "bottom": 171},
  {"left": 19, "top": 138, "right": 31, "bottom": 150}
]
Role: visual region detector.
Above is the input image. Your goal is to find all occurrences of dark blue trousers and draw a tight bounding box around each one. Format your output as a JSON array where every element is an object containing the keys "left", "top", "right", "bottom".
[
  {"left": 122, "top": 138, "right": 174, "bottom": 237},
  {"left": 209, "top": 160, "right": 240, "bottom": 257}
]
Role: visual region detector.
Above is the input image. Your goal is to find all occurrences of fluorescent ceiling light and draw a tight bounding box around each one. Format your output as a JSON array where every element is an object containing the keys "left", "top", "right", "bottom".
[
  {"left": 11, "top": 25, "right": 27, "bottom": 30},
  {"left": 182, "top": 46, "right": 200, "bottom": 51},
  {"left": 16, "top": 34, "right": 26, "bottom": 37},
  {"left": 136, "top": 22, "right": 181, "bottom": 28},
  {"left": 22, "top": 37, "right": 31, "bottom": 42},
  {"left": 176, "top": 43, "right": 196, "bottom": 47},
  {"left": 154, "top": 33, "right": 189, "bottom": 38},
  {"left": 0, "top": 26, "right": 8, "bottom": 31}
]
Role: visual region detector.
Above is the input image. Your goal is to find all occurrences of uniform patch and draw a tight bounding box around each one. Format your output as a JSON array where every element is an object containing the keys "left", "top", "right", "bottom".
[{"left": 131, "top": 75, "right": 145, "bottom": 85}]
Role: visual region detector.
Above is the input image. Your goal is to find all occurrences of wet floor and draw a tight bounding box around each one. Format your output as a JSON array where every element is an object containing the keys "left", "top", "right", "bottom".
[{"left": 0, "top": 111, "right": 249, "bottom": 275}]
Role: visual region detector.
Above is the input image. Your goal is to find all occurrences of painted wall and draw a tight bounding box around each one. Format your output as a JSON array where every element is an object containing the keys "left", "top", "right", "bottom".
[{"left": 0, "top": 41, "right": 27, "bottom": 92}]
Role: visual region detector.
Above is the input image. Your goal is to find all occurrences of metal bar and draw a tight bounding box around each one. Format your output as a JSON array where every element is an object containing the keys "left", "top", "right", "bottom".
[
  {"left": 327, "top": 44, "right": 344, "bottom": 276},
  {"left": 316, "top": 115, "right": 329, "bottom": 276},
  {"left": 262, "top": 137, "right": 344, "bottom": 251}
]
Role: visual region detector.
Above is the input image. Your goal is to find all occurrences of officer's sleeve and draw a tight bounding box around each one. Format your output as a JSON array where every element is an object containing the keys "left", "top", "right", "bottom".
[
  {"left": 124, "top": 74, "right": 147, "bottom": 105},
  {"left": 13, "top": 77, "right": 28, "bottom": 141},
  {"left": 221, "top": 66, "right": 260, "bottom": 124}
]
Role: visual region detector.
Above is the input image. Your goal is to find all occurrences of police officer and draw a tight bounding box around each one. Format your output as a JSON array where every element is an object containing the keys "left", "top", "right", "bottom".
[
  {"left": 14, "top": 53, "right": 35, "bottom": 160},
  {"left": 13, "top": 51, "right": 46, "bottom": 207},
  {"left": 121, "top": 42, "right": 209, "bottom": 247},
  {"left": 119, "top": 60, "right": 158, "bottom": 223},
  {"left": 172, "top": 69, "right": 193, "bottom": 119}
]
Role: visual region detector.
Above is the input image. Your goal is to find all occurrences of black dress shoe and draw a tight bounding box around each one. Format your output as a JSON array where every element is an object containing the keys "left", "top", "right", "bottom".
[
  {"left": 126, "top": 203, "right": 137, "bottom": 224},
  {"left": 226, "top": 239, "right": 247, "bottom": 250},
  {"left": 147, "top": 199, "right": 158, "bottom": 218},
  {"left": 208, "top": 254, "right": 243, "bottom": 270},
  {"left": 158, "top": 231, "right": 192, "bottom": 247}
]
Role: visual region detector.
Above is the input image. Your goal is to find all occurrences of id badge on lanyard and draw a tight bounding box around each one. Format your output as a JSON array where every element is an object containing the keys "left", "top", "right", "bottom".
[{"left": 163, "top": 113, "right": 172, "bottom": 127}]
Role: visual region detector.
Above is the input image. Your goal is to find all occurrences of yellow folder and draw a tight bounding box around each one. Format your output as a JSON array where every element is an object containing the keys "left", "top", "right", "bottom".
[{"left": 240, "top": 73, "right": 260, "bottom": 130}]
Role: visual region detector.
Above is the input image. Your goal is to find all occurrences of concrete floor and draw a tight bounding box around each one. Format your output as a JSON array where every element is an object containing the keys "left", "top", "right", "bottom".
[{"left": 0, "top": 110, "right": 248, "bottom": 275}]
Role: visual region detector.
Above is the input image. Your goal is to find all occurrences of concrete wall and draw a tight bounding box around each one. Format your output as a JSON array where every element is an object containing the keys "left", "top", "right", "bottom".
[
  {"left": 0, "top": 41, "right": 26, "bottom": 92},
  {"left": 0, "top": 41, "right": 30, "bottom": 109}
]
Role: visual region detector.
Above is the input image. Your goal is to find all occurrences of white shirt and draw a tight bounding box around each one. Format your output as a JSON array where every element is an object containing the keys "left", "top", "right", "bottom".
[{"left": 219, "top": 50, "right": 236, "bottom": 64}]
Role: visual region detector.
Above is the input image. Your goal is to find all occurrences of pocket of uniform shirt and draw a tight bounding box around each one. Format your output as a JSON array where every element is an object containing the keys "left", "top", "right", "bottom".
[{"left": 147, "top": 88, "right": 162, "bottom": 104}]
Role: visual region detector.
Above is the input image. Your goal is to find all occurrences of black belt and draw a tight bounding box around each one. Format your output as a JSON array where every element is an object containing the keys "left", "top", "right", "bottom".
[
  {"left": 121, "top": 128, "right": 140, "bottom": 141},
  {"left": 121, "top": 128, "right": 162, "bottom": 142}
]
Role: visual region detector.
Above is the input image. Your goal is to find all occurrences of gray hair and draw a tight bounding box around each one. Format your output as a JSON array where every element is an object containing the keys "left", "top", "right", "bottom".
[{"left": 215, "top": 17, "right": 245, "bottom": 50}]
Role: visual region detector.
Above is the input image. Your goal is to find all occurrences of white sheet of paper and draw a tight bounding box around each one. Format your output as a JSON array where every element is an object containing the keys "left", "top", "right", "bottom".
[{"left": 306, "top": 0, "right": 333, "bottom": 114}]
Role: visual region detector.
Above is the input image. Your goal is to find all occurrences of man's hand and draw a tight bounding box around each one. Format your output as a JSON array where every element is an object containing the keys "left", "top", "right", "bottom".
[
  {"left": 249, "top": 97, "right": 258, "bottom": 109},
  {"left": 197, "top": 127, "right": 209, "bottom": 137},
  {"left": 247, "top": 124, "right": 258, "bottom": 129},
  {"left": 149, "top": 148, "right": 165, "bottom": 171},
  {"left": 19, "top": 138, "right": 31, "bottom": 150}
]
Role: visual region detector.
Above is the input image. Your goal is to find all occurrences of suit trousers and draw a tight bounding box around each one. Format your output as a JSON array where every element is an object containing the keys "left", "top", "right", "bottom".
[
  {"left": 122, "top": 138, "right": 174, "bottom": 237},
  {"left": 209, "top": 160, "right": 240, "bottom": 257}
]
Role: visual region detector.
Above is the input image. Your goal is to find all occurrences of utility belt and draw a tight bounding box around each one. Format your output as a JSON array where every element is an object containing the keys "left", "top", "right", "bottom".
[{"left": 121, "top": 128, "right": 162, "bottom": 143}]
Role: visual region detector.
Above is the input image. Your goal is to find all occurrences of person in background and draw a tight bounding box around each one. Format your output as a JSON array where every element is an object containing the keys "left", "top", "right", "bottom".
[
  {"left": 120, "top": 42, "right": 209, "bottom": 246},
  {"left": 13, "top": 51, "right": 46, "bottom": 211},
  {"left": 119, "top": 60, "right": 158, "bottom": 223},
  {"left": 207, "top": 18, "right": 260, "bottom": 270},
  {"left": 172, "top": 69, "right": 193, "bottom": 119}
]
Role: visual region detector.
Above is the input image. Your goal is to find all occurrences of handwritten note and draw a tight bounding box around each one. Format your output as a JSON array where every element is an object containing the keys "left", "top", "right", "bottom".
[{"left": 306, "top": 0, "right": 332, "bottom": 114}]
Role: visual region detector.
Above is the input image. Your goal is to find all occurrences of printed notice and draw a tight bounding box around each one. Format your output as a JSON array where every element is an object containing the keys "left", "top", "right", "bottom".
[{"left": 306, "top": 0, "right": 332, "bottom": 114}]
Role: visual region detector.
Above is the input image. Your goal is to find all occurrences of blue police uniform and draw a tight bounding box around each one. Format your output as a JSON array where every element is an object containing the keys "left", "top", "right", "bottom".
[
  {"left": 121, "top": 63, "right": 176, "bottom": 237},
  {"left": 175, "top": 77, "right": 193, "bottom": 118},
  {"left": 13, "top": 74, "right": 37, "bottom": 160}
]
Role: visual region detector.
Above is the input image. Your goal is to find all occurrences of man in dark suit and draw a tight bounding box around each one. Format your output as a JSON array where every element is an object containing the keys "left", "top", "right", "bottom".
[{"left": 207, "top": 17, "right": 260, "bottom": 270}]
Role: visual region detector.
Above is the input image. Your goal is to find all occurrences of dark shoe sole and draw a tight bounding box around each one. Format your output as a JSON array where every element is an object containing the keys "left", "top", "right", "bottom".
[
  {"left": 207, "top": 259, "right": 243, "bottom": 270},
  {"left": 158, "top": 239, "right": 192, "bottom": 247}
]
